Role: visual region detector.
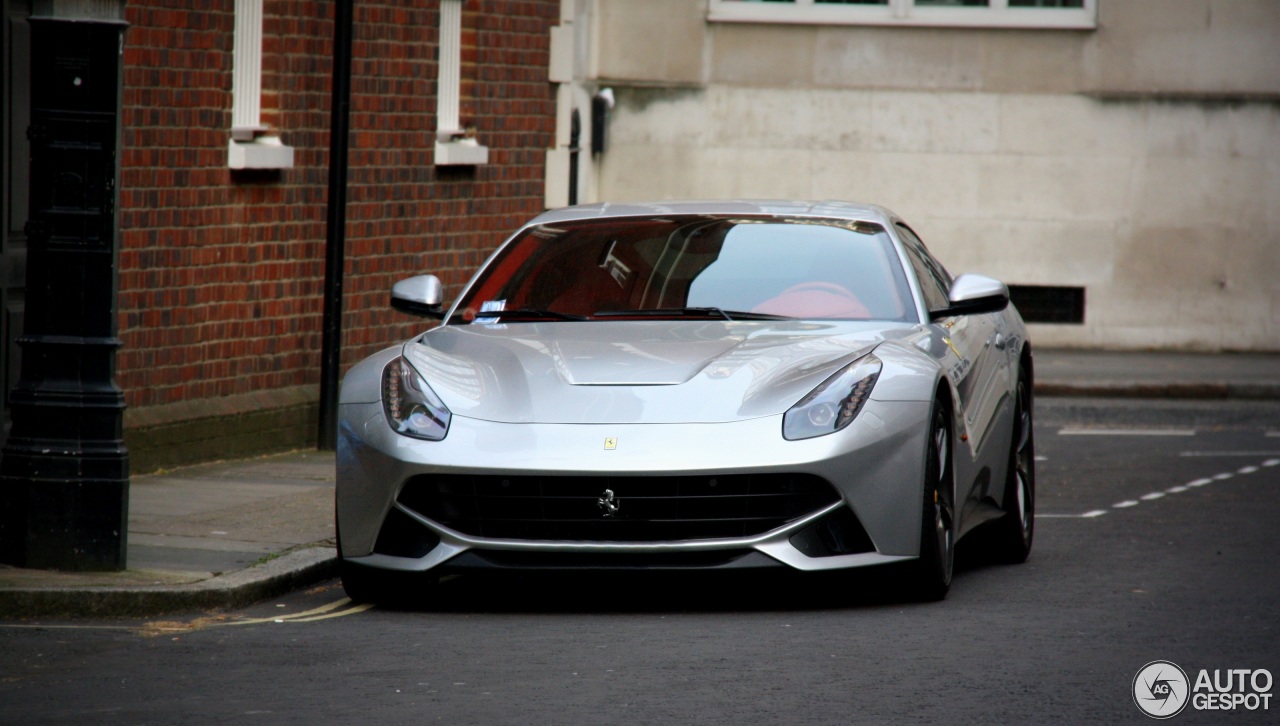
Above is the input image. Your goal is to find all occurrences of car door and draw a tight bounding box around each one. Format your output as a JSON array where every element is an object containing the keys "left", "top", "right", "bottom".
[{"left": 896, "top": 225, "right": 1003, "bottom": 456}]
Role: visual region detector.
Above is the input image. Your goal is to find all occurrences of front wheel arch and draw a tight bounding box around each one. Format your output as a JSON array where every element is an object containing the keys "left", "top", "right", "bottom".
[{"left": 904, "top": 391, "right": 957, "bottom": 601}]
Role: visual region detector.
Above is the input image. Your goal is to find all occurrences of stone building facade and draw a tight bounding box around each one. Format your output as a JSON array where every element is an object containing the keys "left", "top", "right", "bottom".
[{"left": 563, "top": 0, "right": 1280, "bottom": 351}]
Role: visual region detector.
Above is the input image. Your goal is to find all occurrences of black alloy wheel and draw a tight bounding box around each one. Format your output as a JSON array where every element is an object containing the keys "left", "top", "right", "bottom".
[
  {"left": 993, "top": 365, "right": 1035, "bottom": 563},
  {"left": 909, "top": 401, "right": 956, "bottom": 601}
]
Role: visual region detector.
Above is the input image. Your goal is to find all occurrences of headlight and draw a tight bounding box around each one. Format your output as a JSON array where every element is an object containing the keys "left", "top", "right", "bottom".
[
  {"left": 783, "top": 354, "right": 881, "bottom": 441},
  {"left": 382, "top": 356, "right": 451, "bottom": 440}
]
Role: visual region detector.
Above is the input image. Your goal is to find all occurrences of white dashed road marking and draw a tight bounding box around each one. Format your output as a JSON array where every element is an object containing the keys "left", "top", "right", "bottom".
[
  {"left": 1180, "top": 451, "right": 1280, "bottom": 457},
  {"left": 1058, "top": 428, "right": 1196, "bottom": 437},
  {"left": 1039, "top": 456, "right": 1276, "bottom": 519}
]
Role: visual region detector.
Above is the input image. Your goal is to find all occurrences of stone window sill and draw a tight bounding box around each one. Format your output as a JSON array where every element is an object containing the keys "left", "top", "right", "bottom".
[
  {"left": 228, "top": 135, "right": 295, "bottom": 170},
  {"left": 435, "top": 138, "right": 489, "bottom": 166}
]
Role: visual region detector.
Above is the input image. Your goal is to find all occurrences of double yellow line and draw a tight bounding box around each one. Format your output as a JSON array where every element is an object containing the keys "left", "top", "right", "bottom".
[{"left": 218, "top": 597, "right": 374, "bottom": 626}]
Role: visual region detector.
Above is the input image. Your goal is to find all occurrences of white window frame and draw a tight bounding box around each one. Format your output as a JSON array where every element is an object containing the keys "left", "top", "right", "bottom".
[
  {"left": 708, "top": 0, "right": 1097, "bottom": 30},
  {"left": 434, "top": 0, "right": 489, "bottom": 166},
  {"left": 228, "top": 0, "right": 294, "bottom": 169}
]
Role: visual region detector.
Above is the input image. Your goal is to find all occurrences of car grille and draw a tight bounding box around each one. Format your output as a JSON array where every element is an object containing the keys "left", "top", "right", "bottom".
[
  {"left": 397, "top": 473, "right": 841, "bottom": 542},
  {"left": 446, "top": 549, "right": 772, "bottom": 570}
]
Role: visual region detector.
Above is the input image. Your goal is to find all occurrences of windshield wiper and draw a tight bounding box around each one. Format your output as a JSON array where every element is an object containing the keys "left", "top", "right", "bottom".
[
  {"left": 593, "top": 307, "right": 793, "bottom": 322},
  {"left": 474, "top": 308, "right": 589, "bottom": 322}
]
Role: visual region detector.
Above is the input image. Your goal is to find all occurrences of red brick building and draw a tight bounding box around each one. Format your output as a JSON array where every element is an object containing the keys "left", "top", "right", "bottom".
[{"left": 2, "top": 0, "right": 560, "bottom": 471}]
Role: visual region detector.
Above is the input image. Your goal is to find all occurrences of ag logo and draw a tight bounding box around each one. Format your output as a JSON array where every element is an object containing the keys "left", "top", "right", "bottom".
[{"left": 1133, "top": 660, "right": 1190, "bottom": 719}]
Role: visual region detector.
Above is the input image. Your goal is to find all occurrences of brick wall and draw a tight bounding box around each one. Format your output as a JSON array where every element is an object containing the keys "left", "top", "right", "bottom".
[{"left": 118, "top": 0, "right": 558, "bottom": 420}]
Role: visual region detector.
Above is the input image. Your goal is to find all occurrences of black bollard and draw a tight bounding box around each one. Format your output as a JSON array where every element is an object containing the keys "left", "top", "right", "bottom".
[{"left": 0, "top": 13, "right": 129, "bottom": 571}]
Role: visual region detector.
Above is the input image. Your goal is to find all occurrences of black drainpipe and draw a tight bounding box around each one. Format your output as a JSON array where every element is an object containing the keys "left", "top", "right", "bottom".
[{"left": 318, "top": 0, "right": 354, "bottom": 451}]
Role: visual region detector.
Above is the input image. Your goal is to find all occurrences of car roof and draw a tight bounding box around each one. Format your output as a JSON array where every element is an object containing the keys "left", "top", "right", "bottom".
[{"left": 527, "top": 200, "right": 897, "bottom": 227}]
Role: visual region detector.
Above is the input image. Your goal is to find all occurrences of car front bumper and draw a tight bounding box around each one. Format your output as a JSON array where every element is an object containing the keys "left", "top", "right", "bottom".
[{"left": 336, "top": 397, "right": 932, "bottom": 574}]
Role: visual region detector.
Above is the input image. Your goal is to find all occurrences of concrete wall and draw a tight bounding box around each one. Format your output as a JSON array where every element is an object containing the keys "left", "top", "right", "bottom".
[{"left": 583, "top": 0, "right": 1280, "bottom": 351}]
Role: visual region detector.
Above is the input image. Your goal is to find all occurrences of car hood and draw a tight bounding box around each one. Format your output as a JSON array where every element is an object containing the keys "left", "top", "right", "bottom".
[{"left": 404, "top": 321, "right": 916, "bottom": 424}]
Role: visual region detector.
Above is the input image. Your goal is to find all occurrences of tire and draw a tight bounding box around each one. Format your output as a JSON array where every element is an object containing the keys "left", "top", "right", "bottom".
[
  {"left": 907, "top": 401, "right": 956, "bottom": 602},
  {"left": 991, "top": 364, "right": 1035, "bottom": 564}
]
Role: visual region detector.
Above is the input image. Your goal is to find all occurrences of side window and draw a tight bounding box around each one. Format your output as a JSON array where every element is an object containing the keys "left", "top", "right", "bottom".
[{"left": 896, "top": 224, "right": 951, "bottom": 314}]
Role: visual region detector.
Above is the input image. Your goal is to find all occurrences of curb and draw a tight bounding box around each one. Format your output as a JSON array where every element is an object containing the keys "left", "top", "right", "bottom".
[
  {"left": 1036, "top": 382, "right": 1280, "bottom": 400},
  {"left": 0, "top": 547, "right": 338, "bottom": 620}
]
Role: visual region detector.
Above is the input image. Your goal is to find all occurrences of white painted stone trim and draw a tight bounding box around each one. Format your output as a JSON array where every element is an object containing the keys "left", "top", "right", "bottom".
[
  {"left": 707, "top": 0, "right": 1097, "bottom": 30},
  {"left": 437, "top": 0, "right": 462, "bottom": 137},
  {"left": 228, "top": 135, "right": 294, "bottom": 170},
  {"left": 231, "top": 0, "right": 265, "bottom": 139},
  {"left": 434, "top": 138, "right": 489, "bottom": 166},
  {"left": 229, "top": 0, "right": 293, "bottom": 168},
  {"left": 433, "top": 0, "right": 488, "bottom": 166}
]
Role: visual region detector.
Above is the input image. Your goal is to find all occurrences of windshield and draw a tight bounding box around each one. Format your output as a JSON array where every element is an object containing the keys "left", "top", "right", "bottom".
[{"left": 450, "top": 215, "right": 918, "bottom": 324}]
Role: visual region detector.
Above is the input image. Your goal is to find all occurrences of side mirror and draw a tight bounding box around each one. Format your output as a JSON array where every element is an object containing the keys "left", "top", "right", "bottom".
[
  {"left": 930, "top": 273, "right": 1009, "bottom": 320},
  {"left": 391, "top": 275, "right": 446, "bottom": 319}
]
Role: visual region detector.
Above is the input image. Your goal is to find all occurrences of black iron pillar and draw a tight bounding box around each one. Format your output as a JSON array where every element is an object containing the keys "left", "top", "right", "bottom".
[
  {"left": 0, "top": 13, "right": 129, "bottom": 571},
  {"left": 568, "top": 109, "right": 580, "bottom": 206},
  {"left": 318, "top": 0, "right": 354, "bottom": 452}
]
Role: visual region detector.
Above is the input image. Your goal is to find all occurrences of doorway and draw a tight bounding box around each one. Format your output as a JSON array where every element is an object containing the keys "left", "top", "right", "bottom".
[{"left": 1, "top": 0, "right": 31, "bottom": 451}]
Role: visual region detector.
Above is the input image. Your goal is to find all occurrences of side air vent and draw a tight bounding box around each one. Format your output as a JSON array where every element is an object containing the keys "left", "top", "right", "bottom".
[{"left": 373, "top": 506, "right": 440, "bottom": 558}]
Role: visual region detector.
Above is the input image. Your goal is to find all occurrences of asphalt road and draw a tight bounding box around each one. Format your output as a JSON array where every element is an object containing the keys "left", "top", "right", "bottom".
[{"left": 2, "top": 398, "right": 1278, "bottom": 725}]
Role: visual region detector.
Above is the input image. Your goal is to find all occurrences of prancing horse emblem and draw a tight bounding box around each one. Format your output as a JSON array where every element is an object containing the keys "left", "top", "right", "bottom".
[{"left": 597, "top": 489, "right": 620, "bottom": 517}]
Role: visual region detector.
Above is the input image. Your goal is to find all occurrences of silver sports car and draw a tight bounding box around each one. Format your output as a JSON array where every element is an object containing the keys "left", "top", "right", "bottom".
[{"left": 336, "top": 200, "right": 1034, "bottom": 603}]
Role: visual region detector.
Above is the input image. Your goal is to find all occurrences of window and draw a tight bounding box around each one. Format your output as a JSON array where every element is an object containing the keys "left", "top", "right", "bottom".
[
  {"left": 708, "top": 0, "right": 1096, "bottom": 29},
  {"left": 228, "top": 0, "right": 294, "bottom": 169},
  {"left": 1008, "top": 284, "right": 1085, "bottom": 324},
  {"left": 896, "top": 224, "right": 952, "bottom": 314},
  {"left": 434, "top": 0, "right": 488, "bottom": 166},
  {"left": 451, "top": 217, "right": 917, "bottom": 324}
]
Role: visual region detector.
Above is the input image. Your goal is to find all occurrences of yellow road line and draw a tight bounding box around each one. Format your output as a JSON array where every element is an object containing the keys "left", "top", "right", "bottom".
[
  {"left": 219, "top": 597, "right": 355, "bottom": 626},
  {"left": 287, "top": 603, "right": 376, "bottom": 622}
]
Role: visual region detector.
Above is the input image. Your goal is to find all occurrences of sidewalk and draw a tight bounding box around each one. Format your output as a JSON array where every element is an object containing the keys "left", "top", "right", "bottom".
[
  {"left": 1, "top": 349, "right": 1278, "bottom": 618},
  {"left": 1034, "top": 349, "right": 1280, "bottom": 400},
  {"left": 0, "top": 451, "right": 337, "bottom": 618}
]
